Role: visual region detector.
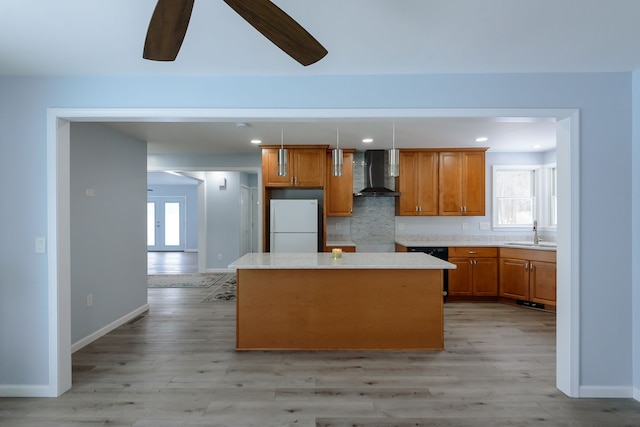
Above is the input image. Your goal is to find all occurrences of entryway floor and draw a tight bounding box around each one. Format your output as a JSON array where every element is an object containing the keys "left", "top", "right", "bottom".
[{"left": 147, "top": 251, "right": 198, "bottom": 275}]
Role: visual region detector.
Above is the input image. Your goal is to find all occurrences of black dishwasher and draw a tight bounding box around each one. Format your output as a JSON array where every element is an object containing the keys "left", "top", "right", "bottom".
[{"left": 407, "top": 246, "right": 449, "bottom": 302}]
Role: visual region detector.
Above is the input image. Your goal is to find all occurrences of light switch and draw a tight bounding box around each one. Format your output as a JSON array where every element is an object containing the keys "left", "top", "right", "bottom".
[
  {"left": 35, "top": 237, "right": 46, "bottom": 253},
  {"left": 85, "top": 188, "right": 95, "bottom": 197}
]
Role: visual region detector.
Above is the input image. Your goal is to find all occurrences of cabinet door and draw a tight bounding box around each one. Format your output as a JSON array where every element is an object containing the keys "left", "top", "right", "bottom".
[
  {"left": 438, "top": 152, "right": 463, "bottom": 215},
  {"left": 396, "top": 151, "right": 420, "bottom": 215},
  {"left": 472, "top": 258, "right": 498, "bottom": 296},
  {"left": 439, "top": 151, "right": 486, "bottom": 216},
  {"left": 499, "top": 258, "right": 529, "bottom": 300},
  {"left": 530, "top": 260, "right": 556, "bottom": 304},
  {"left": 326, "top": 151, "right": 353, "bottom": 216},
  {"left": 293, "top": 149, "right": 325, "bottom": 187},
  {"left": 461, "top": 151, "right": 485, "bottom": 216},
  {"left": 448, "top": 258, "right": 472, "bottom": 296},
  {"left": 416, "top": 152, "right": 438, "bottom": 215},
  {"left": 262, "top": 148, "right": 293, "bottom": 187}
]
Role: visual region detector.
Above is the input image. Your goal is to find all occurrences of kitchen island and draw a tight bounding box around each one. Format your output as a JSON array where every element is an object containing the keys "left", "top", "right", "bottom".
[{"left": 228, "top": 252, "right": 455, "bottom": 351}]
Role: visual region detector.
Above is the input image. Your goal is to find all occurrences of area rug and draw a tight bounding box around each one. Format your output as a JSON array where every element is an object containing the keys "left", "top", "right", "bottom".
[
  {"left": 202, "top": 274, "right": 236, "bottom": 301},
  {"left": 147, "top": 273, "right": 226, "bottom": 288}
]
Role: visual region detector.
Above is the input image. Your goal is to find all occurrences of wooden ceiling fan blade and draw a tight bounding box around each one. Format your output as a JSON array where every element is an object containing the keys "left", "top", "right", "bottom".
[
  {"left": 223, "top": 0, "right": 327, "bottom": 66},
  {"left": 143, "top": 0, "right": 195, "bottom": 61}
]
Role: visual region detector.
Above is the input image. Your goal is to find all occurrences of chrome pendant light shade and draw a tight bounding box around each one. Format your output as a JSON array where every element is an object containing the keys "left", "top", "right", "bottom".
[
  {"left": 388, "top": 122, "right": 400, "bottom": 177},
  {"left": 277, "top": 127, "right": 288, "bottom": 177},
  {"left": 332, "top": 126, "right": 343, "bottom": 177}
]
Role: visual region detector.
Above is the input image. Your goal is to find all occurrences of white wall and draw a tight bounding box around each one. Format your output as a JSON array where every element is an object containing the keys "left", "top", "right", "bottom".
[{"left": 0, "top": 72, "right": 634, "bottom": 397}]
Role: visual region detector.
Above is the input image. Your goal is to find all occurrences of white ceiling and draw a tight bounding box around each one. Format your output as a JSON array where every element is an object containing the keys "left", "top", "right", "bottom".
[
  {"left": 4, "top": 1, "right": 638, "bottom": 155},
  {"left": 2, "top": 0, "right": 639, "bottom": 76},
  {"left": 111, "top": 117, "right": 557, "bottom": 155}
]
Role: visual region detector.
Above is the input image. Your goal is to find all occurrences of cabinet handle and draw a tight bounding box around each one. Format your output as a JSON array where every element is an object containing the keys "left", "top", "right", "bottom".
[
  {"left": 464, "top": 206, "right": 467, "bottom": 214},
  {"left": 459, "top": 206, "right": 463, "bottom": 213},
  {"left": 525, "top": 261, "right": 529, "bottom": 271},
  {"left": 350, "top": 206, "right": 353, "bottom": 213},
  {"left": 419, "top": 206, "right": 422, "bottom": 212},
  {"left": 468, "top": 250, "right": 477, "bottom": 254},
  {"left": 415, "top": 206, "right": 419, "bottom": 213}
]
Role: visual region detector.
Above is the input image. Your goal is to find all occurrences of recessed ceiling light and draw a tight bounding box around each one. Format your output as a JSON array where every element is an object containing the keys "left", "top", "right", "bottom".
[
  {"left": 250, "top": 139, "right": 261, "bottom": 144},
  {"left": 362, "top": 138, "right": 373, "bottom": 143},
  {"left": 475, "top": 137, "right": 488, "bottom": 142},
  {"left": 533, "top": 144, "right": 541, "bottom": 149}
]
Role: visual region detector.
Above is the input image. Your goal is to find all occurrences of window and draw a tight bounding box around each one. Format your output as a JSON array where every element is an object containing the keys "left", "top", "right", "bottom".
[
  {"left": 493, "top": 166, "right": 538, "bottom": 228},
  {"left": 542, "top": 164, "right": 558, "bottom": 228}
]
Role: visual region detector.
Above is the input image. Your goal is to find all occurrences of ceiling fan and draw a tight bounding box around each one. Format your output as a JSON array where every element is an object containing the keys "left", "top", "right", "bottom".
[{"left": 143, "top": 0, "right": 328, "bottom": 66}]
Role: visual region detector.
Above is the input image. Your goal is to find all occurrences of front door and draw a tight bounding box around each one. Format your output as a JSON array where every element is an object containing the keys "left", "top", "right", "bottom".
[{"left": 147, "top": 197, "right": 186, "bottom": 251}]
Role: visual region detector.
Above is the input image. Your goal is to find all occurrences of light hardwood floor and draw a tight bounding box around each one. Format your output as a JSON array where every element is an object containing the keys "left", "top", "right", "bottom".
[
  {"left": 148, "top": 252, "right": 198, "bottom": 275},
  {"left": 2, "top": 290, "right": 639, "bottom": 426}
]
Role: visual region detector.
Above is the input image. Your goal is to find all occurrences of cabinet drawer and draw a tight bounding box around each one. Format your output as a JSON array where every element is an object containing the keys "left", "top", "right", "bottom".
[
  {"left": 499, "top": 247, "right": 556, "bottom": 263},
  {"left": 449, "top": 247, "right": 497, "bottom": 257}
]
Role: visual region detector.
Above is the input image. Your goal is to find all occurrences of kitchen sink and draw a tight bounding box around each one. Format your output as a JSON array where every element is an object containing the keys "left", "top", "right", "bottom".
[{"left": 505, "top": 242, "right": 557, "bottom": 248}]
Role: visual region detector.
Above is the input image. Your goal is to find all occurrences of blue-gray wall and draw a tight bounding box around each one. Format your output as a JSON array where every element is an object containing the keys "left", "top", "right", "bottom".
[
  {"left": 633, "top": 70, "right": 640, "bottom": 400},
  {"left": 0, "top": 73, "right": 636, "bottom": 397},
  {"left": 70, "top": 123, "right": 148, "bottom": 345}
]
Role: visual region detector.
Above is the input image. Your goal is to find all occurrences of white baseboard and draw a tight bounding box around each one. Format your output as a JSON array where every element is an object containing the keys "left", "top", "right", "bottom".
[
  {"left": 71, "top": 304, "right": 149, "bottom": 353},
  {"left": 634, "top": 386, "right": 640, "bottom": 402},
  {"left": 580, "top": 385, "right": 634, "bottom": 398},
  {"left": 0, "top": 385, "right": 51, "bottom": 398},
  {"left": 185, "top": 249, "right": 198, "bottom": 253}
]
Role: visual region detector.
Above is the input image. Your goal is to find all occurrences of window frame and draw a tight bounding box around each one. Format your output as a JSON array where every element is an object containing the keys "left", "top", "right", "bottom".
[
  {"left": 492, "top": 165, "right": 540, "bottom": 230},
  {"left": 539, "top": 163, "right": 558, "bottom": 230}
]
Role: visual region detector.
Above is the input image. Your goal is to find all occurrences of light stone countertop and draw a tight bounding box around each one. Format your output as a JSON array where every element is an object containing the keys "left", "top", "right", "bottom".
[
  {"left": 325, "top": 240, "right": 357, "bottom": 247},
  {"left": 229, "top": 252, "right": 456, "bottom": 270},
  {"left": 394, "top": 238, "right": 557, "bottom": 252}
]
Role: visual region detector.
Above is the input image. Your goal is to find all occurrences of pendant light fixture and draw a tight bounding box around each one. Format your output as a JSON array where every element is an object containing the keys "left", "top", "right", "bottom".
[
  {"left": 277, "top": 127, "right": 288, "bottom": 177},
  {"left": 388, "top": 122, "right": 400, "bottom": 177},
  {"left": 332, "top": 125, "right": 343, "bottom": 177}
]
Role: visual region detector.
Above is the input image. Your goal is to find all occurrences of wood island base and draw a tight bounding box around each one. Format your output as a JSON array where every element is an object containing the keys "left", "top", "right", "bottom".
[{"left": 235, "top": 268, "right": 444, "bottom": 351}]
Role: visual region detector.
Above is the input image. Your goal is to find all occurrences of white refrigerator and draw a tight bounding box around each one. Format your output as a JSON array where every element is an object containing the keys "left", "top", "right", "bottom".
[{"left": 270, "top": 199, "right": 318, "bottom": 253}]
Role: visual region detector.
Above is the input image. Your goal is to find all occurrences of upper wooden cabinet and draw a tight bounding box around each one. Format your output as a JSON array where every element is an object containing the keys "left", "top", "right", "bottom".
[
  {"left": 325, "top": 149, "right": 354, "bottom": 216},
  {"left": 438, "top": 149, "right": 487, "bottom": 216},
  {"left": 262, "top": 146, "right": 327, "bottom": 187},
  {"left": 395, "top": 151, "right": 438, "bottom": 216}
]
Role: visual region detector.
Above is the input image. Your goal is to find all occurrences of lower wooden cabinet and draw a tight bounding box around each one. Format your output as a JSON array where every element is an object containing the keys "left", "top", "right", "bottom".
[
  {"left": 499, "top": 248, "right": 556, "bottom": 305},
  {"left": 448, "top": 247, "right": 498, "bottom": 297}
]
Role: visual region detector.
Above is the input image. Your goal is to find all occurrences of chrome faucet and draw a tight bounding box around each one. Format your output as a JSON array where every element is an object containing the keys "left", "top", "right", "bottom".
[{"left": 533, "top": 220, "right": 539, "bottom": 245}]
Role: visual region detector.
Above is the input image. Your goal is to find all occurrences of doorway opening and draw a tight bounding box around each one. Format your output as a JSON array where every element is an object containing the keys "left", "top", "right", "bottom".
[{"left": 47, "top": 107, "right": 579, "bottom": 398}]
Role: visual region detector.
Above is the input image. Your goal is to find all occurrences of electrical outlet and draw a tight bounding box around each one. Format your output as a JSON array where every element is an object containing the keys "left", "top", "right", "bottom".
[
  {"left": 480, "top": 222, "right": 491, "bottom": 230},
  {"left": 85, "top": 188, "right": 95, "bottom": 197},
  {"left": 461, "top": 222, "right": 468, "bottom": 230},
  {"left": 398, "top": 223, "right": 405, "bottom": 230},
  {"left": 86, "top": 294, "right": 93, "bottom": 307},
  {"left": 218, "top": 254, "right": 223, "bottom": 260},
  {"left": 336, "top": 223, "right": 341, "bottom": 230}
]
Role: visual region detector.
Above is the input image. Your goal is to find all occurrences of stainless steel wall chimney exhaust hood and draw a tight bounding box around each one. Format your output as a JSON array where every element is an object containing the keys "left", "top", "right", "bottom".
[{"left": 354, "top": 150, "right": 401, "bottom": 197}]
